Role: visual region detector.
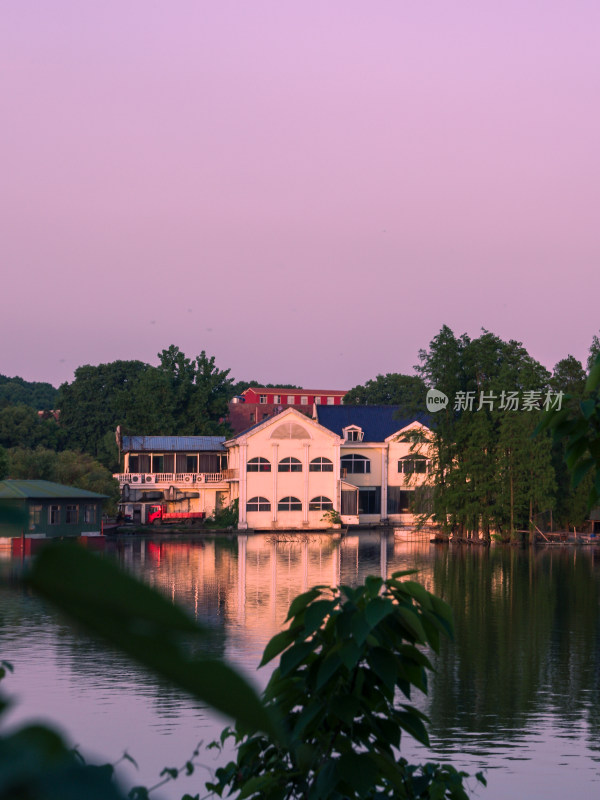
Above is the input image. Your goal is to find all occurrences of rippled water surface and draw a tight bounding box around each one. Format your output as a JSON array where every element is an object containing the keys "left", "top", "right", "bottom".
[{"left": 2, "top": 533, "right": 600, "bottom": 799}]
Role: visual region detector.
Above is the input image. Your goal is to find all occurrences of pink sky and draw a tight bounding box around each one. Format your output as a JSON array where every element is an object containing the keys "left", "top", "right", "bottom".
[{"left": 2, "top": 1, "right": 599, "bottom": 388}]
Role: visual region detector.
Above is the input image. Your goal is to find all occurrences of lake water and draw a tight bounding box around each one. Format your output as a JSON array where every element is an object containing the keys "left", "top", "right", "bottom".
[{"left": 2, "top": 533, "right": 600, "bottom": 799}]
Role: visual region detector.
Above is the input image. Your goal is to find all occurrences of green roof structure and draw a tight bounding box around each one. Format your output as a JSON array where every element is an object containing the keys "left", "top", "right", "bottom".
[
  {"left": 0, "top": 480, "right": 107, "bottom": 500},
  {"left": 0, "top": 480, "right": 107, "bottom": 538}
]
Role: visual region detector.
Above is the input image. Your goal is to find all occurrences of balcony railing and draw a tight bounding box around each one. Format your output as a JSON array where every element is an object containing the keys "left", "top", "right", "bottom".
[{"left": 116, "top": 472, "right": 227, "bottom": 485}]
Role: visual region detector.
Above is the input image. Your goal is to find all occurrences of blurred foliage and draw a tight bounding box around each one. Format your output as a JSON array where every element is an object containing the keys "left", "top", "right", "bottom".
[{"left": 206, "top": 572, "right": 484, "bottom": 799}]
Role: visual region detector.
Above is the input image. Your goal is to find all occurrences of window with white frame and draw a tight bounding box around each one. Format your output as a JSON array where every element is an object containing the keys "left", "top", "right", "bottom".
[
  {"left": 286, "top": 395, "right": 295, "bottom": 404},
  {"left": 309, "top": 496, "right": 333, "bottom": 511},
  {"left": 278, "top": 457, "right": 302, "bottom": 472},
  {"left": 278, "top": 496, "right": 302, "bottom": 511},
  {"left": 84, "top": 505, "right": 97, "bottom": 524},
  {"left": 259, "top": 395, "right": 267, "bottom": 404},
  {"left": 48, "top": 505, "right": 60, "bottom": 524},
  {"left": 314, "top": 396, "right": 321, "bottom": 404},
  {"left": 301, "top": 396, "right": 308, "bottom": 405},
  {"left": 247, "top": 457, "right": 271, "bottom": 472},
  {"left": 343, "top": 426, "right": 363, "bottom": 442},
  {"left": 309, "top": 457, "right": 333, "bottom": 472},
  {"left": 327, "top": 396, "right": 334, "bottom": 405},
  {"left": 273, "top": 394, "right": 281, "bottom": 404},
  {"left": 247, "top": 497, "right": 271, "bottom": 512},
  {"left": 341, "top": 454, "right": 371, "bottom": 474}
]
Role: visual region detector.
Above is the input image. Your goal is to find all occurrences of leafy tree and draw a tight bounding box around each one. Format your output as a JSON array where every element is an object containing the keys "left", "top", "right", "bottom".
[
  {"left": 6, "top": 447, "right": 120, "bottom": 513},
  {"left": 156, "top": 345, "right": 233, "bottom": 435},
  {"left": 57, "top": 348, "right": 234, "bottom": 467},
  {"left": 417, "top": 327, "right": 556, "bottom": 538},
  {"left": 0, "top": 405, "right": 64, "bottom": 451},
  {"left": 539, "top": 352, "right": 600, "bottom": 511},
  {"left": 587, "top": 333, "right": 600, "bottom": 372},
  {"left": 0, "top": 446, "right": 7, "bottom": 480},
  {"left": 57, "top": 360, "right": 150, "bottom": 461},
  {"left": 344, "top": 373, "right": 427, "bottom": 413},
  {"left": 551, "top": 355, "right": 587, "bottom": 398},
  {"left": 0, "top": 374, "right": 58, "bottom": 410},
  {"left": 207, "top": 573, "right": 483, "bottom": 799},
  {"left": 230, "top": 381, "right": 302, "bottom": 396}
]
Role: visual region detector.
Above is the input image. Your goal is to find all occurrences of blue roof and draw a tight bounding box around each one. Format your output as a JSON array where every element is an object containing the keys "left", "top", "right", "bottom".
[
  {"left": 122, "top": 436, "right": 226, "bottom": 452},
  {"left": 315, "top": 406, "right": 430, "bottom": 442}
]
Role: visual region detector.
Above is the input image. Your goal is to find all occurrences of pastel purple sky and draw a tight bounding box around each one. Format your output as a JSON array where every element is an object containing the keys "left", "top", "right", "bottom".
[{"left": 2, "top": 1, "right": 599, "bottom": 389}]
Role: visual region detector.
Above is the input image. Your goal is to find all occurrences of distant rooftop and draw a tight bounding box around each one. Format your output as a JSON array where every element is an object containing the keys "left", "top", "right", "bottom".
[
  {"left": 0, "top": 480, "right": 107, "bottom": 500},
  {"left": 241, "top": 388, "right": 347, "bottom": 395},
  {"left": 122, "top": 435, "right": 226, "bottom": 452},
  {"left": 315, "top": 406, "right": 431, "bottom": 442}
]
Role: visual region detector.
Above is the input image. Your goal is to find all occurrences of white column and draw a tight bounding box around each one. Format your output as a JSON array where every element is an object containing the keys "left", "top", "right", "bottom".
[
  {"left": 272, "top": 443, "right": 278, "bottom": 524},
  {"left": 303, "top": 442, "right": 310, "bottom": 523},
  {"left": 239, "top": 443, "right": 248, "bottom": 529},
  {"left": 334, "top": 441, "right": 341, "bottom": 512},
  {"left": 381, "top": 447, "right": 388, "bottom": 522}
]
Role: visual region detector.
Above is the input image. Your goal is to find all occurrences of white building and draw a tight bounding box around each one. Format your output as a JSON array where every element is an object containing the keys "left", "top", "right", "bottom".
[{"left": 226, "top": 406, "right": 433, "bottom": 530}]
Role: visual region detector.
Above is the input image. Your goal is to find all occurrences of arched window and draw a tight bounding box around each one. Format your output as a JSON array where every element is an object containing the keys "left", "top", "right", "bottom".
[
  {"left": 309, "top": 457, "right": 333, "bottom": 472},
  {"left": 247, "top": 457, "right": 271, "bottom": 472},
  {"left": 341, "top": 454, "right": 371, "bottom": 474},
  {"left": 278, "top": 457, "right": 302, "bottom": 472},
  {"left": 309, "top": 496, "right": 333, "bottom": 511},
  {"left": 278, "top": 496, "right": 302, "bottom": 511},
  {"left": 398, "top": 456, "right": 428, "bottom": 474},
  {"left": 246, "top": 497, "right": 271, "bottom": 512}
]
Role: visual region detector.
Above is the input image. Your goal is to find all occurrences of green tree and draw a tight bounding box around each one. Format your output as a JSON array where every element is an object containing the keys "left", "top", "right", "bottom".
[
  {"left": 417, "top": 327, "right": 555, "bottom": 538},
  {"left": 0, "top": 374, "right": 58, "bottom": 410},
  {"left": 6, "top": 447, "right": 120, "bottom": 513},
  {"left": 0, "top": 446, "right": 7, "bottom": 480},
  {"left": 156, "top": 345, "right": 233, "bottom": 435},
  {"left": 539, "top": 351, "right": 600, "bottom": 511},
  {"left": 57, "top": 360, "right": 150, "bottom": 461},
  {"left": 344, "top": 373, "right": 427, "bottom": 413},
  {"left": 0, "top": 405, "right": 64, "bottom": 451}
]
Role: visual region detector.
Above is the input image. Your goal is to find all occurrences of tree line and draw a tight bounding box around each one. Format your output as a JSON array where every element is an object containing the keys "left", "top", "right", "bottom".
[{"left": 1, "top": 332, "right": 598, "bottom": 528}]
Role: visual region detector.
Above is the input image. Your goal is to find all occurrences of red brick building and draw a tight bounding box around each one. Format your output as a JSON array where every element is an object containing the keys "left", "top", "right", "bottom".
[{"left": 228, "top": 388, "right": 347, "bottom": 434}]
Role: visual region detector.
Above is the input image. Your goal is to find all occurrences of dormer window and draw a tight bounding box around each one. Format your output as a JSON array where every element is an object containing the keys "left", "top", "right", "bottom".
[{"left": 343, "top": 425, "right": 364, "bottom": 442}]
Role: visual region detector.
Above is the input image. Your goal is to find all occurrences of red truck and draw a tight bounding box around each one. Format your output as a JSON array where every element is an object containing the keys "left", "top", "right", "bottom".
[{"left": 148, "top": 504, "right": 205, "bottom": 526}]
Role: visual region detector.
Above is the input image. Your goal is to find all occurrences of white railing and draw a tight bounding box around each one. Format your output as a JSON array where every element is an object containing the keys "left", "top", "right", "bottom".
[{"left": 116, "top": 472, "right": 227, "bottom": 485}]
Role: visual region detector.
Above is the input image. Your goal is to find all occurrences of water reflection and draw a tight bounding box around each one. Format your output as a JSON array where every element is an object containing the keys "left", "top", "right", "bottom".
[{"left": 2, "top": 534, "right": 600, "bottom": 799}]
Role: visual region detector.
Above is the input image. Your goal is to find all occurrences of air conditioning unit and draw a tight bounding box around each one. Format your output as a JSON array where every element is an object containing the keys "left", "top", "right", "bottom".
[
  {"left": 144, "top": 474, "right": 155, "bottom": 484},
  {"left": 196, "top": 474, "right": 205, "bottom": 484},
  {"left": 183, "top": 475, "right": 193, "bottom": 483},
  {"left": 130, "top": 474, "right": 142, "bottom": 483}
]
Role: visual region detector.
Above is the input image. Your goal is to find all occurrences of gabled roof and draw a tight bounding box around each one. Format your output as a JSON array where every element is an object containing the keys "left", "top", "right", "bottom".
[
  {"left": 315, "top": 406, "right": 431, "bottom": 442},
  {"left": 0, "top": 480, "right": 107, "bottom": 500},
  {"left": 122, "top": 436, "right": 226, "bottom": 452},
  {"left": 227, "top": 407, "right": 340, "bottom": 443}
]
